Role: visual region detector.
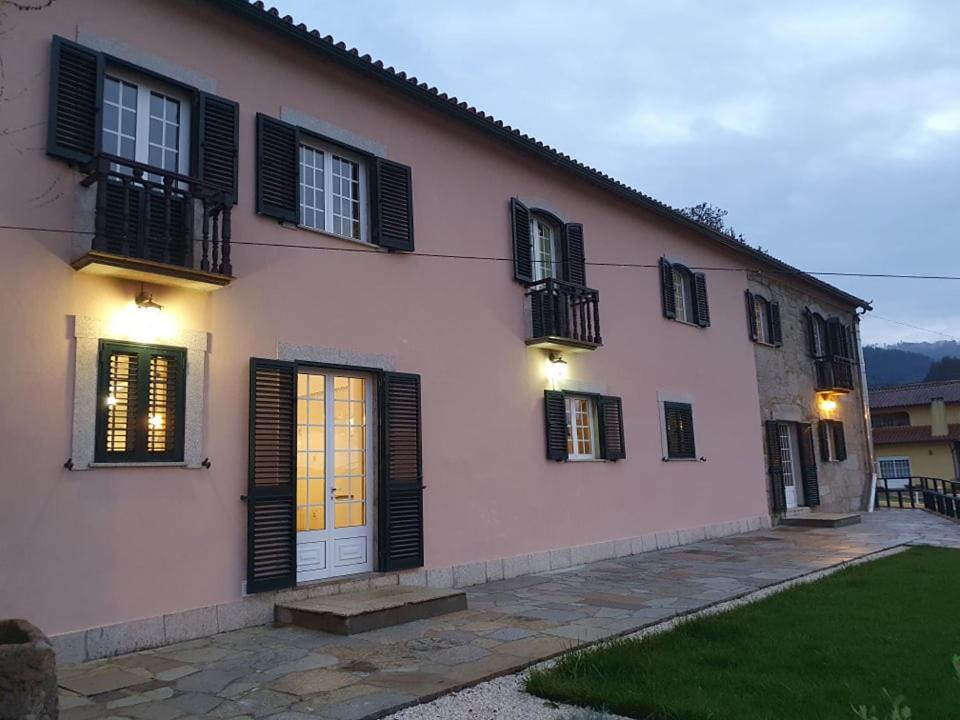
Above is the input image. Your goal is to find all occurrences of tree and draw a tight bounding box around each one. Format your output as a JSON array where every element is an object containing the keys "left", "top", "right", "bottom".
[
  {"left": 680, "top": 202, "right": 745, "bottom": 242},
  {"left": 923, "top": 356, "right": 960, "bottom": 383}
]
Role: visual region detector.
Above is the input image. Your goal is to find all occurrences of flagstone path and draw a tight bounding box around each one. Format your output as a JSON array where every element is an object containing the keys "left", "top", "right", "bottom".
[{"left": 57, "top": 510, "right": 960, "bottom": 720}]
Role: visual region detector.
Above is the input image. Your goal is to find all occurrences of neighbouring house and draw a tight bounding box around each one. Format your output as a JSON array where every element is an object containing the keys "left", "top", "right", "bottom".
[
  {"left": 870, "top": 381, "right": 960, "bottom": 485},
  {"left": 0, "top": 0, "right": 873, "bottom": 662},
  {"left": 747, "top": 272, "right": 874, "bottom": 515}
]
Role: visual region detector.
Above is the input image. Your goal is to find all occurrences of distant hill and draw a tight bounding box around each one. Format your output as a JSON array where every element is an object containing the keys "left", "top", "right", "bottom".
[
  {"left": 863, "top": 341, "right": 960, "bottom": 387},
  {"left": 863, "top": 346, "right": 932, "bottom": 388}
]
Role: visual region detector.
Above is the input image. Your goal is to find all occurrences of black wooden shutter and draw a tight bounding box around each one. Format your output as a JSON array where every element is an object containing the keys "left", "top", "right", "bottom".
[
  {"left": 797, "top": 423, "right": 820, "bottom": 506},
  {"left": 693, "top": 272, "right": 710, "bottom": 327},
  {"left": 47, "top": 36, "right": 103, "bottom": 164},
  {"left": 196, "top": 92, "right": 239, "bottom": 205},
  {"left": 512, "top": 198, "right": 533, "bottom": 283},
  {"left": 371, "top": 158, "right": 414, "bottom": 251},
  {"left": 561, "top": 223, "right": 586, "bottom": 287},
  {"left": 745, "top": 290, "right": 758, "bottom": 341},
  {"left": 832, "top": 421, "right": 847, "bottom": 461},
  {"left": 659, "top": 258, "right": 676, "bottom": 319},
  {"left": 765, "top": 421, "right": 787, "bottom": 512},
  {"left": 544, "top": 390, "right": 568, "bottom": 461},
  {"left": 246, "top": 358, "right": 297, "bottom": 593},
  {"left": 818, "top": 421, "right": 830, "bottom": 461},
  {"left": 379, "top": 372, "right": 424, "bottom": 571},
  {"left": 255, "top": 113, "right": 299, "bottom": 223},
  {"left": 598, "top": 395, "right": 625, "bottom": 461},
  {"left": 664, "top": 402, "right": 696, "bottom": 459},
  {"left": 769, "top": 301, "right": 783, "bottom": 346}
]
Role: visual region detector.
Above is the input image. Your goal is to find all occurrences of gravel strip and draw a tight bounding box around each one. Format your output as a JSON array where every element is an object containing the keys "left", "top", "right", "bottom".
[{"left": 385, "top": 545, "right": 909, "bottom": 720}]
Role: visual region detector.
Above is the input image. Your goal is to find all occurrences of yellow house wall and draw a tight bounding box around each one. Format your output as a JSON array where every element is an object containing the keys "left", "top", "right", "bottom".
[
  {"left": 886, "top": 403, "right": 960, "bottom": 426},
  {"left": 876, "top": 442, "right": 957, "bottom": 480}
]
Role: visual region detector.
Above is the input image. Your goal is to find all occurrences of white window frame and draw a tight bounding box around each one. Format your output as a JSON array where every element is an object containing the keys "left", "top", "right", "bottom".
[
  {"left": 753, "top": 296, "right": 771, "bottom": 344},
  {"left": 811, "top": 314, "right": 827, "bottom": 358},
  {"left": 823, "top": 422, "right": 836, "bottom": 462},
  {"left": 877, "top": 456, "right": 912, "bottom": 487},
  {"left": 298, "top": 138, "right": 369, "bottom": 244},
  {"left": 672, "top": 267, "right": 693, "bottom": 324},
  {"left": 565, "top": 394, "right": 598, "bottom": 461},
  {"left": 102, "top": 65, "right": 191, "bottom": 177},
  {"left": 530, "top": 214, "right": 560, "bottom": 281}
]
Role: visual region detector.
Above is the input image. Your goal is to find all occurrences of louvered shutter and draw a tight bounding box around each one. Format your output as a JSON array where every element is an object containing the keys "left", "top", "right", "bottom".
[
  {"left": 144, "top": 349, "right": 185, "bottom": 462},
  {"left": 96, "top": 346, "right": 140, "bottom": 463},
  {"left": 561, "top": 223, "right": 586, "bottom": 287},
  {"left": 379, "top": 372, "right": 424, "bottom": 571},
  {"left": 196, "top": 92, "right": 239, "bottom": 205},
  {"left": 765, "top": 421, "right": 787, "bottom": 512},
  {"left": 598, "top": 395, "right": 625, "bottom": 461},
  {"left": 803, "top": 309, "right": 817, "bottom": 357},
  {"left": 659, "top": 258, "right": 676, "bottom": 319},
  {"left": 47, "top": 36, "right": 103, "bottom": 164},
  {"left": 544, "top": 390, "right": 568, "bottom": 461},
  {"left": 512, "top": 198, "right": 533, "bottom": 283},
  {"left": 255, "top": 114, "right": 299, "bottom": 223},
  {"left": 664, "top": 402, "right": 696, "bottom": 459},
  {"left": 833, "top": 421, "right": 847, "bottom": 461},
  {"left": 769, "top": 301, "right": 783, "bottom": 346},
  {"left": 745, "top": 290, "right": 758, "bottom": 340},
  {"left": 246, "top": 359, "right": 297, "bottom": 593},
  {"left": 693, "top": 272, "right": 710, "bottom": 327},
  {"left": 371, "top": 158, "right": 414, "bottom": 251},
  {"left": 797, "top": 423, "right": 820, "bottom": 506}
]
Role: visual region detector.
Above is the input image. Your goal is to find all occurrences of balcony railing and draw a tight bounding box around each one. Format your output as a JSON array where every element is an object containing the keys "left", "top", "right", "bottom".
[
  {"left": 74, "top": 154, "right": 233, "bottom": 287},
  {"left": 815, "top": 357, "right": 855, "bottom": 392},
  {"left": 525, "top": 278, "right": 601, "bottom": 350},
  {"left": 875, "top": 476, "right": 960, "bottom": 520}
]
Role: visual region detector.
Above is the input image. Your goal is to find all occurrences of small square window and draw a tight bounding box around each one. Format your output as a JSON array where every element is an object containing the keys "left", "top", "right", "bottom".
[
  {"left": 663, "top": 401, "right": 696, "bottom": 459},
  {"left": 95, "top": 341, "right": 186, "bottom": 463}
]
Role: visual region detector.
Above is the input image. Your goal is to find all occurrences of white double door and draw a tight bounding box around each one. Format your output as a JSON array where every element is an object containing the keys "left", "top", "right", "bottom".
[
  {"left": 777, "top": 422, "right": 804, "bottom": 509},
  {"left": 295, "top": 371, "right": 374, "bottom": 583}
]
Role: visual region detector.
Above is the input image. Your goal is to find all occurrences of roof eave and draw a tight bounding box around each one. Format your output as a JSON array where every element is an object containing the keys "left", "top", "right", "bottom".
[{"left": 213, "top": 0, "right": 872, "bottom": 311}]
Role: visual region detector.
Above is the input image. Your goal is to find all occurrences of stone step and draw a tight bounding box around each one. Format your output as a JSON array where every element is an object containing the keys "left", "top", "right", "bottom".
[
  {"left": 275, "top": 586, "right": 468, "bottom": 635},
  {"left": 782, "top": 512, "right": 862, "bottom": 528}
]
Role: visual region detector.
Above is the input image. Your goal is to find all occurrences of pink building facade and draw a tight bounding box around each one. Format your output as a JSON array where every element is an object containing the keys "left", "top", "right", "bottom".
[{"left": 0, "top": 0, "right": 870, "bottom": 662}]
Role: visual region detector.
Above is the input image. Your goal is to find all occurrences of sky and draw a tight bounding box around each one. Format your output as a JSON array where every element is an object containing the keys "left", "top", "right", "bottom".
[{"left": 274, "top": 0, "right": 960, "bottom": 346}]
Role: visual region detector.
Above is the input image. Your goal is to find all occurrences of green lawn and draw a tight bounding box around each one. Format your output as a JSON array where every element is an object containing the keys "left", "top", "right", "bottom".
[{"left": 526, "top": 546, "right": 960, "bottom": 720}]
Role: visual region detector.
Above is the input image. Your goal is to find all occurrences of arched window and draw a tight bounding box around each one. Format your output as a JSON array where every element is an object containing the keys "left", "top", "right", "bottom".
[{"left": 529, "top": 213, "right": 561, "bottom": 281}]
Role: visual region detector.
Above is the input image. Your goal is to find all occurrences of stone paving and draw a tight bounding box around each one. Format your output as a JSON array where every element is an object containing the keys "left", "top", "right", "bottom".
[{"left": 57, "top": 510, "right": 960, "bottom": 720}]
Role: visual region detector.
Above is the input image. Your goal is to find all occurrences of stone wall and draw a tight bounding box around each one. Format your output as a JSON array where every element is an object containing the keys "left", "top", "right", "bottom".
[{"left": 748, "top": 271, "right": 873, "bottom": 514}]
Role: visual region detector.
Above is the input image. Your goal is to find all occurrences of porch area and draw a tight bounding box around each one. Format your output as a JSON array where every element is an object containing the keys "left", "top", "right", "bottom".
[{"left": 56, "top": 510, "right": 960, "bottom": 720}]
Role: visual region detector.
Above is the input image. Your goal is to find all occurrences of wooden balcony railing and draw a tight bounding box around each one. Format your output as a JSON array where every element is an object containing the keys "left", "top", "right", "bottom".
[
  {"left": 525, "top": 278, "right": 601, "bottom": 350},
  {"left": 815, "top": 357, "right": 855, "bottom": 392},
  {"left": 79, "top": 153, "right": 233, "bottom": 279}
]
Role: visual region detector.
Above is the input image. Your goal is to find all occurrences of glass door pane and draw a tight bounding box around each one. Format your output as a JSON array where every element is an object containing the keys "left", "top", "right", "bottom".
[
  {"left": 296, "top": 373, "right": 326, "bottom": 532},
  {"left": 333, "top": 376, "right": 366, "bottom": 528}
]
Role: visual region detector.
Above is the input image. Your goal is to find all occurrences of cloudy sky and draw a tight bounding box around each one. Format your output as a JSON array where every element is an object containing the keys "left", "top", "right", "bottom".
[{"left": 276, "top": 0, "right": 959, "bottom": 346}]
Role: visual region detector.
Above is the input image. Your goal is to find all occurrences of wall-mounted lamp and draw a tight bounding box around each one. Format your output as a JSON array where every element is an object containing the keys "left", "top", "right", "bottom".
[
  {"left": 818, "top": 393, "right": 838, "bottom": 415},
  {"left": 544, "top": 351, "right": 568, "bottom": 388},
  {"left": 111, "top": 284, "right": 175, "bottom": 342}
]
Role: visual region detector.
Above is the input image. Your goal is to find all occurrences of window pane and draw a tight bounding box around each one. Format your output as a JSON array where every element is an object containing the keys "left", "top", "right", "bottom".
[
  {"left": 331, "top": 155, "right": 360, "bottom": 240},
  {"left": 299, "top": 145, "right": 325, "bottom": 230},
  {"left": 104, "top": 77, "right": 120, "bottom": 104}
]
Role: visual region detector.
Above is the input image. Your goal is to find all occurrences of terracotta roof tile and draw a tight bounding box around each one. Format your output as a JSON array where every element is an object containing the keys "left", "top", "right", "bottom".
[
  {"left": 870, "top": 381, "right": 960, "bottom": 409},
  {"left": 872, "top": 424, "right": 960, "bottom": 445}
]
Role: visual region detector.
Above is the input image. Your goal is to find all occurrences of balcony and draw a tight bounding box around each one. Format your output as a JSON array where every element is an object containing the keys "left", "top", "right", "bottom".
[
  {"left": 71, "top": 154, "right": 234, "bottom": 291},
  {"left": 525, "top": 278, "right": 601, "bottom": 351},
  {"left": 815, "top": 357, "right": 855, "bottom": 393}
]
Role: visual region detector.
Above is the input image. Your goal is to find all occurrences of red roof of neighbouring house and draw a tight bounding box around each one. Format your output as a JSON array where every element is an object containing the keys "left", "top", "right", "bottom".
[
  {"left": 872, "top": 424, "right": 960, "bottom": 445},
  {"left": 869, "top": 380, "right": 960, "bottom": 409}
]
